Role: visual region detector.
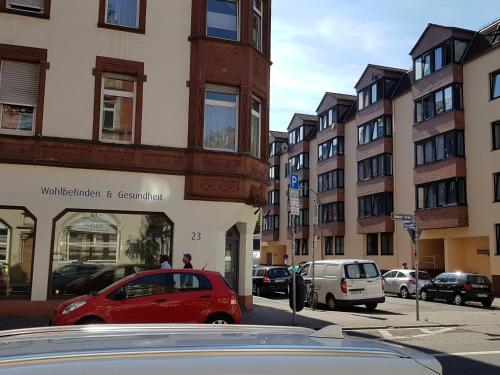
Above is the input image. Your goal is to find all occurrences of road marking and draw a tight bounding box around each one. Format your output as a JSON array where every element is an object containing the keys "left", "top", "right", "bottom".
[
  {"left": 433, "top": 350, "right": 500, "bottom": 357},
  {"left": 378, "top": 327, "right": 455, "bottom": 340}
]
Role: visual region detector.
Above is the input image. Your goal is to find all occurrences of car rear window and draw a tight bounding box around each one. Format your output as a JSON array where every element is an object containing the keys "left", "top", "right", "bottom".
[
  {"left": 410, "top": 271, "right": 431, "bottom": 280},
  {"left": 344, "top": 263, "right": 380, "bottom": 279},
  {"left": 467, "top": 275, "right": 491, "bottom": 285},
  {"left": 269, "top": 268, "right": 290, "bottom": 278}
]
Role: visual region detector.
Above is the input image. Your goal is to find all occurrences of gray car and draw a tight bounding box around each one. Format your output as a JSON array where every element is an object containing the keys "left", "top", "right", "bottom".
[
  {"left": 383, "top": 269, "right": 432, "bottom": 298},
  {"left": 0, "top": 325, "right": 441, "bottom": 374}
]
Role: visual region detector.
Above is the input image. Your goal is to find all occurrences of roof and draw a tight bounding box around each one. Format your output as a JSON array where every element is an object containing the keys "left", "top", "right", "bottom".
[
  {"left": 391, "top": 71, "right": 412, "bottom": 98},
  {"left": 295, "top": 113, "right": 318, "bottom": 123},
  {"left": 354, "top": 64, "right": 407, "bottom": 89},
  {"left": 463, "top": 19, "right": 500, "bottom": 63},
  {"left": 315, "top": 92, "right": 357, "bottom": 113},
  {"left": 269, "top": 130, "right": 288, "bottom": 140},
  {"left": 0, "top": 325, "right": 441, "bottom": 373},
  {"left": 409, "top": 23, "right": 476, "bottom": 55}
]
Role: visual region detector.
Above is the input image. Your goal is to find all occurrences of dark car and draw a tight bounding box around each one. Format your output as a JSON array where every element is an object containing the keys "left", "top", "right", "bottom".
[
  {"left": 420, "top": 272, "right": 495, "bottom": 307},
  {"left": 252, "top": 266, "right": 290, "bottom": 296},
  {"left": 65, "top": 264, "right": 158, "bottom": 295},
  {"left": 51, "top": 263, "right": 104, "bottom": 295}
]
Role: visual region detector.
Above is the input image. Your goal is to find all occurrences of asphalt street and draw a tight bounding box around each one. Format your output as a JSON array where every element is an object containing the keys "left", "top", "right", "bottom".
[{"left": 243, "top": 294, "right": 500, "bottom": 375}]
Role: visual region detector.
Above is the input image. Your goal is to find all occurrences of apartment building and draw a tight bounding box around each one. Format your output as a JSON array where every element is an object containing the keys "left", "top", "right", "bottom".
[
  {"left": 0, "top": 0, "right": 271, "bottom": 314},
  {"left": 261, "top": 20, "right": 500, "bottom": 294}
]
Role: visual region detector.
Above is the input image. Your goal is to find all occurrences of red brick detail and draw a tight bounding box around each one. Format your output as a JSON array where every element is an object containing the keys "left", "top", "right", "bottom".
[
  {"left": 357, "top": 216, "right": 394, "bottom": 234},
  {"left": 414, "top": 158, "right": 466, "bottom": 185},
  {"left": 415, "top": 206, "right": 469, "bottom": 229}
]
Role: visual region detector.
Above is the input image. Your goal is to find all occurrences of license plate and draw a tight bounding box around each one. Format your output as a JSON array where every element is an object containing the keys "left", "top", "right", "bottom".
[
  {"left": 350, "top": 289, "right": 363, "bottom": 295},
  {"left": 477, "top": 293, "right": 488, "bottom": 298},
  {"left": 275, "top": 278, "right": 285, "bottom": 283}
]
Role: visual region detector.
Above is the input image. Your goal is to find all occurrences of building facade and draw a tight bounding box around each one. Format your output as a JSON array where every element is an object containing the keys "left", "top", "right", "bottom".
[
  {"left": 261, "top": 20, "right": 500, "bottom": 294},
  {"left": 0, "top": 0, "right": 271, "bottom": 314}
]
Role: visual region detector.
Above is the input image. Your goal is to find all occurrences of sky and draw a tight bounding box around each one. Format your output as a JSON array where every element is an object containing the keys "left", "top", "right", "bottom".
[{"left": 270, "top": 0, "right": 499, "bottom": 131}]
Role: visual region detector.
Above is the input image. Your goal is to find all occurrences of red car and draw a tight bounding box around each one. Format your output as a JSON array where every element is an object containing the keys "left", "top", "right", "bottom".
[{"left": 52, "top": 269, "right": 241, "bottom": 325}]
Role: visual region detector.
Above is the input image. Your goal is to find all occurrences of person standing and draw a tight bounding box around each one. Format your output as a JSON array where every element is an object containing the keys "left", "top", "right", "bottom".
[
  {"left": 160, "top": 255, "right": 172, "bottom": 269},
  {"left": 402, "top": 262, "right": 408, "bottom": 269},
  {"left": 182, "top": 253, "right": 193, "bottom": 269}
]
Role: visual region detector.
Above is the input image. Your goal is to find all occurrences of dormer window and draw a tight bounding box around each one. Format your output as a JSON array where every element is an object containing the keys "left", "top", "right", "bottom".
[
  {"left": 414, "top": 39, "right": 468, "bottom": 81},
  {"left": 289, "top": 126, "right": 304, "bottom": 145},
  {"left": 357, "top": 80, "right": 386, "bottom": 111}
]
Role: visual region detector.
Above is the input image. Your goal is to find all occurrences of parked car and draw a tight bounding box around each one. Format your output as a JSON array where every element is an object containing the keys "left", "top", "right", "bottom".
[
  {"left": 420, "top": 272, "right": 495, "bottom": 307},
  {"left": 299, "top": 260, "right": 385, "bottom": 310},
  {"left": 0, "top": 324, "right": 442, "bottom": 374},
  {"left": 252, "top": 266, "right": 290, "bottom": 296},
  {"left": 382, "top": 269, "right": 431, "bottom": 298},
  {"left": 51, "top": 263, "right": 105, "bottom": 295},
  {"left": 65, "top": 264, "right": 157, "bottom": 295},
  {"left": 52, "top": 269, "right": 240, "bottom": 325}
]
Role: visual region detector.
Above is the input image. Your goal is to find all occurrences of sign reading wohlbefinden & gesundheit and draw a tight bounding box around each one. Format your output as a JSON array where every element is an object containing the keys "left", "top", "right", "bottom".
[{"left": 40, "top": 186, "right": 164, "bottom": 201}]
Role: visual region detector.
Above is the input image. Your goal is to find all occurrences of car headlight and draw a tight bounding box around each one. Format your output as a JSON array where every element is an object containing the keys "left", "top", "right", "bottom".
[{"left": 62, "top": 301, "right": 87, "bottom": 315}]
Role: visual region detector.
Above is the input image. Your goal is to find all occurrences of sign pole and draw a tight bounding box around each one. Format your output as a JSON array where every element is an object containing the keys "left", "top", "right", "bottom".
[
  {"left": 414, "top": 219, "right": 420, "bottom": 321},
  {"left": 292, "top": 217, "right": 297, "bottom": 325}
]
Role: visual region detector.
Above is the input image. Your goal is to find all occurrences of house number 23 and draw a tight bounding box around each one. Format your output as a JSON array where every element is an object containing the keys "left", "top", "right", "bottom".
[{"left": 191, "top": 232, "right": 201, "bottom": 240}]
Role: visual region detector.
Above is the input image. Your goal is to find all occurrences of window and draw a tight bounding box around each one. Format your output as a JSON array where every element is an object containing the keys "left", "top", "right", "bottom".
[
  {"left": 493, "top": 121, "right": 500, "bottom": 150},
  {"left": 414, "top": 84, "right": 462, "bottom": 124},
  {"left": 301, "top": 240, "right": 308, "bottom": 255},
  {"left": 250, "top": 97, "right": 261, "bottom": 158},
  {"left": 366, "top": 234, "right": 378, "bottom": 256},
  {"left": 318, "top": 169, "right": 344, "bottom": 192},
  {"left": 298, "top": 180, "right": 309, "bottom": 198},
  {"left": 494, "top": 172, "right": 500, "bottom": 202},
  {"left": 415, "top": 131, "right": 465, "bottom": 166},
  {"left": 298, "top": 209, "right": 309, "bottom": 227},
  {"left": 0, "top": 60, "right": 39, "bottom": 135},
  {"left": 357, "top": 154, "right": 392, "bottom": 181},
  {"left": 100, "top": 74, "right": 136, "bottom": 143},
  {"left": 93, "top": 56, "right": 145, "bottom": 144},
  {"left": 263, "top": 215, "right": 279, "bottom": 231},
  {"left": 496, "top": 224, "right": 500, "bottom": 255},
  {"left": 422, "top": 53, "right": 431, "bottom": 77},
  {"left": 122, "top": 274, "right": 167, "bottom": 299},
  {"left": 325, "top": 237, "right": 333, "bottom": 255},
  {"left": 357, "top": 116, "right": 392, "bottom": 145},
  {"left": 318, "top": 137, "right": 344, "bottom": 161},
  {"left": 415, "top": 57, "right": 422, "bottom": 80},
  {"left": 269, "top": 165, "right": 279, "bottom": 180},
  {"left": 204, "top": 85, "right": 238, "bottom": 152},
  {"left": 358, "top": 193, "right": 393, "bottom": 218},
  {"left": 270, "top": 141, "right": 284, "bottom": 157},
  {"left": 294, "top": 239, "right": 300, "bottom": 255},
  {"left": 268, "top": 190, "right": 279, "bottom": 205},
  {"left": 345, "top": 263, "right": 380, "bottom": 279},
  {"left": 1, "top": 0, "right": 50, "bottom": 17},
  {"left": 357, "top": 81, "right": 381, "bottom": 111},
  {"left": 319, "top": 106, "right": 340, "bottom": 131},
  {"left": 413, "top": 39, "right": 467, "bottom": 80},
  {"left": 335, "top": 236, "right": 344, "bottom": 255},
  {"left": 381, "top": 233, "right": 393, "bottom": 255},
  {"left": 50, "top": 211, "right": 173, "bottom": 297},
  {"left": 98, "top": 0, "right": 146, "bottom": 33},
  {"left": 320, "top": 202, "right": 344, "bottom": 223},
  {"left": 289, "top": 126, "right": 305, "bottom": 145},
  {"left": 0, "top": 222, "right": 9, "bottom": 265},
  {"left": 434, "top": 47, "right": 443, "bottom": 71},
  {"left": 454, "top": 40, "right": 468, "bottom": 63},
  {"left": 207, "top": 0, "right": 238, "bottom": 40},
  {"left": 288, "top": 153, "right": 309, "bottom": 172},
  {"left": 491, "top": 70, "right": 500, "bottom": 100},
  {"left": 251, "top": 0, "right": 262, "bottom": 51},
  {"left": 416, "top": 178, "right": 467, "bottom": 209}
]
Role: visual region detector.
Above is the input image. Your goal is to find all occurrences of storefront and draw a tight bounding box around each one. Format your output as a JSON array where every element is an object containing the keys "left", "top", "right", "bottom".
[{"left": 0, "top": 163, "right": 257, "bottom": 315}]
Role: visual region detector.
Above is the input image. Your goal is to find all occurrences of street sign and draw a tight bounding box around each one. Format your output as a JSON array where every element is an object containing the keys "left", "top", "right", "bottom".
[
  {"left": 407, "top": 228, "right": 422, "bottom": 243},
  {"left": 290, "top": 174, "right": 299, "bottom": 190},
  {"left": 391, "top": 213, "right": 414, "bottom": 221},
  {"left": 290, "top": 189, "right": 300, "bottom": 216},
  {"left": 313, "top": 202, "right": 319, "bottom": 226},
  {"left": 403, "top": 221, "right": 416, "bottom": 230}
]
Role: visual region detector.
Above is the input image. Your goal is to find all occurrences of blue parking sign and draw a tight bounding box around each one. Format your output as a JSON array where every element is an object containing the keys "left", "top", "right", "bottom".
[{"left": 290, "top": 174, "right": 299, "bottom": 190}]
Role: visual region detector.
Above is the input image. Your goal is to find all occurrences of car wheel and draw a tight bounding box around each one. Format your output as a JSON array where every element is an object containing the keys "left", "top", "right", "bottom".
[
  {"left": 453, "top": 294, "right": 465, "bottom": 306},
  {"left": 481, "top": 299, "right": 493, "bottom": 308},
  {"left": 420, "top": 289, "right": 432, "bottom": 301},
  {"left": 76, "top": 316, "right": 105, "bottom": 325},
  {"left": 206, "top": 314, "right": 233, "bottom": 324},
  {"left": 365, "top": 303, "right": 378, "bottom": 311},
  {"left": 326, "top": 294, "right": 336, "bottom": 311},
  {"left": 400, "top": 287, "right": 410, "bottom": 299}
]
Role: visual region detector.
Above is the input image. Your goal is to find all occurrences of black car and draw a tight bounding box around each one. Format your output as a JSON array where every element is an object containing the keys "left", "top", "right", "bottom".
[
  {"left": 252, "top": 266, "right": 290, "bottom": 296},
  {"left": 51, "top": 263, "right": 104, "bottom": 295},
  {"left": 65, "top": 264, "right": 158, "bottom": 295},
  {"left": 420, "top": 272, "right": 495, "bottom": 307}
]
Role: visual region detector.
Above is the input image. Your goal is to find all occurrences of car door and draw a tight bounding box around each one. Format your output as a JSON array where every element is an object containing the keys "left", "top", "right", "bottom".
[
  {"left": 362, "top": 263, "right": 382, "bottom": 298},
  {"left": 442, "top": 273, "right": 458, "bottom": 301},
  {"left": 104, "top": 273, "right": 170, "bottom": 323},
  {"left": 383, "top": 271, "right": 396, "bottom": 293},
  {"left": 429, "top": 274, "right": 447, "bottom": 299},
  {"left": 165, "top": 272, "right": 214, "bottom": 323}
]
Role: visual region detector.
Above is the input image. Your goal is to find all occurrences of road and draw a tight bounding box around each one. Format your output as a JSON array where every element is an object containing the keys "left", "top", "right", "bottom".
[{"left": 245, "top": 294, "right": 500, "bottom": 375}]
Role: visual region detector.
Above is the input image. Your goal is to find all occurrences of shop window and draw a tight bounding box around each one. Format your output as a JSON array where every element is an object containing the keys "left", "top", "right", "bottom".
[
  {"left": 0, "top": 208, "right": 36, "bottom": 299},
  {"left": 204, "top": 85, "right": 238, "bottom": 152},
  {"left": 50, "top": 210, "right": 173, "bottom": 297}
]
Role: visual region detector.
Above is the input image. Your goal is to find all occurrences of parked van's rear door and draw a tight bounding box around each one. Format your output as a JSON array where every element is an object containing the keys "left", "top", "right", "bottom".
[{"left": 343, "top": 262, "right": 382, "bottom": 299}]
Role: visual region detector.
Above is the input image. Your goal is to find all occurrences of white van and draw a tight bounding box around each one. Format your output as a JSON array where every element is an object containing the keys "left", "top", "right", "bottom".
[{"left": 299, "top": 259, "right": 385, "bottom": 310}]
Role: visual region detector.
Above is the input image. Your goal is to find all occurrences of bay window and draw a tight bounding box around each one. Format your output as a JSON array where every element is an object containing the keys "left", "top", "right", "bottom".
[
  {"left": 416, "top": 178, "right": 467, "bottom": 209},
  {"left": 414, "top": 84, "right": 462, "bottom": 124},
  {"left": 318, "top": 169, "right": 344, "bottom": 192},
  {"left": 207, "top": 0, "right": 239, "bottom": 41},
  {"left": 0, "top": 60, "right": 39, "bottom": 135},
  {"left": 358, "top": 193, "right": 393, "bottom": 218},
  {"left": 263, "top": 215, "right": 279, "bottom": 231},
  {"left": 250, "top": 96, "right": 261, "bottom": 158},
  {"left": 318, "top": 137, "right": 344, "bottom": 161},
  {"left": 204, "top": 85, "right": 238, "bottom": 152},
  {"left": 320, "top": 202, "right": 344, "bottom": 223},
  {"left": 357, "top": 154, "right": 392, "bottom": 181},
  {"left": 251, "top": 0, "right": 262, "bottom": 51},
  {"left": 413, "top": 39, "right": 468, "bottom": 80},
  {"left": 415, "top": 130, "right": 465, "bottom": 166},
  {"left": 357, "top": 116, "right": 392, "bottom": 145},
  {"left": 288, "top": 153, "right": 309, "bottom": 172}
]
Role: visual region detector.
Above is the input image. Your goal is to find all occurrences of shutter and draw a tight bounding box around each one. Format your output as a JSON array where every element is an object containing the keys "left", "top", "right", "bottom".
[
  {"left": 0, "top": 60, "right": 39, "bottom": 106},
  {"left": 7, "top": 0, "right": 44, "bottom": 12}
]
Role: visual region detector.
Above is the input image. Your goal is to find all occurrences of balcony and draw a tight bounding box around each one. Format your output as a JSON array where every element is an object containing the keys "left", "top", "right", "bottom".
[
  {"left": 357, "top": 216, "right": 394, "bottom": 234},
  {"left": 416, "top": 206, "right": 468, "bottom": 229}
]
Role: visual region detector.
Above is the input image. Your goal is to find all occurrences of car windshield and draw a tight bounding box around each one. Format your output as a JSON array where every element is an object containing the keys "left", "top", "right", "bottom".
[{"left": 410, "top": 271, "right": 431, "bottom": 280}]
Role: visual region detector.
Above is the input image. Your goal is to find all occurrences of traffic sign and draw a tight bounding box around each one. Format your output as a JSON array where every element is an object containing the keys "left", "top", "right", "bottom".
[
  {"left": 290, "top": 174, "right": 299, "bottom": 190},
  {"left": 290, "top": 189, "right": 300, "bottom": 216},
  {"left": 391, "top": 213, "right": 414, "bottom": 221},
  {"left": 403, "top": 221, "right": 416, "bottom": 230}
]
